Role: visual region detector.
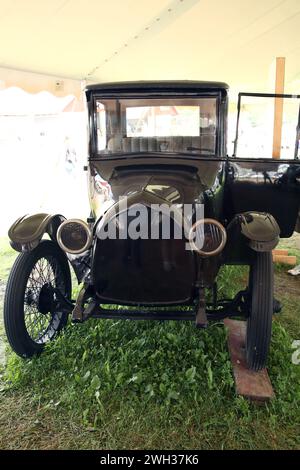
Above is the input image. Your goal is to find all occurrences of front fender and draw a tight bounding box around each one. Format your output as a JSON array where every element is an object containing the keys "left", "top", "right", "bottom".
[
  {"left": 8, "top": 213, "right": 66, "bottom": 252},
  {"left": 240, "top": 212, "right": 280, "bottom": 251},
  {"left": 223, "top": 211, "right": 280, "bottom": 264},
  {"left": 230, "top": 211, "right": 280, "bottom": 252}
]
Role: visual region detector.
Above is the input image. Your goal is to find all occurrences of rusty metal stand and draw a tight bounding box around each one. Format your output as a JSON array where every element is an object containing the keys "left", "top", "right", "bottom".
[{"left": 224, "top": 319, "right": 274, "bottom": 402}]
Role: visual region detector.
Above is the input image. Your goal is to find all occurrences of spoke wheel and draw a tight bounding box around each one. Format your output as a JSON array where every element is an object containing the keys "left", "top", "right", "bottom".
[{"left": 4, "top": 240, "right": 71, "bottom": 358}]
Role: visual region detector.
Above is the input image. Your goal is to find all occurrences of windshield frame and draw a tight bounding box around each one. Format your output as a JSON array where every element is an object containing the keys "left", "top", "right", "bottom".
[{"left": 88, "top": 91, "right": 225, "bottom": 159}]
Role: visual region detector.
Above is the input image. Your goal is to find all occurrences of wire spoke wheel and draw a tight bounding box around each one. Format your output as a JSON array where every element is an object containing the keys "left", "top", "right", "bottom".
[
  {"left": 24, "top": 256, "right": 66, "bottom": 343},
  {"left": 4, "top": 240, "right": 71, "bottom": 358}
]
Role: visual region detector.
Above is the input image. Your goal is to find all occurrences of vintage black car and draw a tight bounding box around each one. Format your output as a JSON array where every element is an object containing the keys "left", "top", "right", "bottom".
[{"left": 4, "top": 81, "right": 300, "bottom": 370}]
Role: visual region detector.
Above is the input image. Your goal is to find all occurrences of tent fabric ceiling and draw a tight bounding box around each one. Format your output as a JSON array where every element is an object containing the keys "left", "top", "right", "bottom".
[{"left": 0, "top": 0, "right": 299, "bottom": 93}]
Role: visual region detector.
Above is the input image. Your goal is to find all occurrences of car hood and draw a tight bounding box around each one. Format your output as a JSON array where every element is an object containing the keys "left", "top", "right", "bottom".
[{"left": 89, "top": 157, "right": 224, "bottom": 219}]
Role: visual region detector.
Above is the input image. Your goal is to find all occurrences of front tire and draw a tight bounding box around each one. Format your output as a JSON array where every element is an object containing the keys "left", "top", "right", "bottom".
[
  {"left": 246, "top": 251, "right": 273, "bottom": 371},
  {"left": 4, "top": 240, "right": 71, "bottom": 358}
]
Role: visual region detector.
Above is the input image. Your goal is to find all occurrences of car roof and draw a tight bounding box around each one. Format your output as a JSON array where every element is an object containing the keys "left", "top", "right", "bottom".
[{"left": 85, "top": 80, "right": 229, "bottom": 97}]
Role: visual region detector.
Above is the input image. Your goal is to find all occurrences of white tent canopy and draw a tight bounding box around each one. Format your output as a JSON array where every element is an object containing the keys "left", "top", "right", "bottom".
[
  {"left": 0, "top": 87, "right": 75, "bottom": 115},
  {"left": 0, "top": 0, "right": 299, "bottom": 94}
]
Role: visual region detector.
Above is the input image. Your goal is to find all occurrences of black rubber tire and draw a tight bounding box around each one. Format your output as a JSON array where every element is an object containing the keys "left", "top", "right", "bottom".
[
  {"left": 246, "top": 251, "right": 273, "bottom": 371},
  {"left": 4, "top": 240, "right": 71, "bottom": 358}
]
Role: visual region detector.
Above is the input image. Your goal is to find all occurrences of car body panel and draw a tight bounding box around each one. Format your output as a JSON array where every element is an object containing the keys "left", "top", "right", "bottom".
[{"left": 225, "top": 159, "right": 300, "bottom": 238}]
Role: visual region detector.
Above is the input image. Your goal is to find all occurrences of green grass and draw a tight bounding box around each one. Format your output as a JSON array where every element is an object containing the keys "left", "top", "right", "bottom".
[
  {"left": 0, "top": 239, "right": 17, "bottom": 366},
  {"left": 0, "top": 237, "right": 300, "bottom": 449},
  {"left": 0, "top": 238, "right": 17, "bottom": 280}
]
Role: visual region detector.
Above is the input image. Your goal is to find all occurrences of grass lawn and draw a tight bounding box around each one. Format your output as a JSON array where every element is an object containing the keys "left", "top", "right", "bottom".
[{"left": 0, "top": 236, "right": 299, "bottom": 450}]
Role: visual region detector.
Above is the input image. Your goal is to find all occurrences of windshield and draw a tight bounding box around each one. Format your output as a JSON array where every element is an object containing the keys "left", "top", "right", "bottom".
[
  {"left": 234, "top": 93, "right": 300, "bottom": 159},
  {"left": 95, "top": 97, "right": 218, "bottom": 155}
]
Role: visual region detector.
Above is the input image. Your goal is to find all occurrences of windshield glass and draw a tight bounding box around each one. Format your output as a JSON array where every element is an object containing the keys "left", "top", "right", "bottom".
[
  {"left": 234, "top": 94, "right": 300, "bottom": 159},
  {"left": 95, "top": 97, "right": 218, "bottom": 155}
]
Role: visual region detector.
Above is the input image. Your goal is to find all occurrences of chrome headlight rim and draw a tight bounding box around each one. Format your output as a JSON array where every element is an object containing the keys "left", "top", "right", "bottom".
[
  {"left": 57, "top": 218, "right": 93, "bottom": 255},
  {"left": 188, "top": 218, "right": 227, "bottom": 257}
]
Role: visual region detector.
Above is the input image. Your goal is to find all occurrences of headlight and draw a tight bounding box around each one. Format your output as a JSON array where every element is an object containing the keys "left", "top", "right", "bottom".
[
  {"left": 188, "top": 218, "right": 227, "bottom": 257},
  {"left": 57, "top": 219, "right": 92, "bottom": 254}
]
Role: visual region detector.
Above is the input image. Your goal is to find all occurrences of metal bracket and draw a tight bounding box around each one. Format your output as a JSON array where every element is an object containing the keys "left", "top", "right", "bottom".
[
  {"left": 71, "top": 284, "right": 96, "bottom": 322},
  {"left": 195, "top": 286, "right": 208, "bottom": 328}
]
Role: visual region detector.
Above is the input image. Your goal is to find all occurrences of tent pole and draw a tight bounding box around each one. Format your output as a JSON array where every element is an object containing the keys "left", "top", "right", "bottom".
[{"left": 272, "top": 57, "right": 285, "bottom": 159}]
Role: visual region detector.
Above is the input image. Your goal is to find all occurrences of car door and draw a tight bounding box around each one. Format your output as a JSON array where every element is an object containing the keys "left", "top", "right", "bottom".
[{"left": 226, "top": 92, "right": 300, "bottom": 237}]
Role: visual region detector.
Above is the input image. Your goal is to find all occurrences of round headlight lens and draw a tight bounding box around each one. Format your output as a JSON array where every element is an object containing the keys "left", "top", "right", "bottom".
[
  {"left": 189, "top": 218, "right": 227, "bottom": 257},
  {"left": 57, "top": 219, "right": 92, "bottom": 254}
]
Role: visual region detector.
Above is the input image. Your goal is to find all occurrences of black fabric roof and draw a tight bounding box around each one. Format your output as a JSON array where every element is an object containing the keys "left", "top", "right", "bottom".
[{"left": 86, "top": 80, "right": 229, "bottom": 97}]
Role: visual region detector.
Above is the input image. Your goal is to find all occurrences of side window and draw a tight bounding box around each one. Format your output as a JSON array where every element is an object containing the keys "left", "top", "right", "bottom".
[
  {"left": 96, "top": 101, "right": 106, "bottom": 151},
  {"left": 234, "top": 94, "right": 300, "bottom": 159}
]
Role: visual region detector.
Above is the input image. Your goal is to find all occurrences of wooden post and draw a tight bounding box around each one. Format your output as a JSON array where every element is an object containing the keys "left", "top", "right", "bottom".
[
  {"left": 272, "top": 57, "right": 285, "bottom": 159},
  {"left": 224, "top": 319, "right": 274, "bottom": 402}
]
